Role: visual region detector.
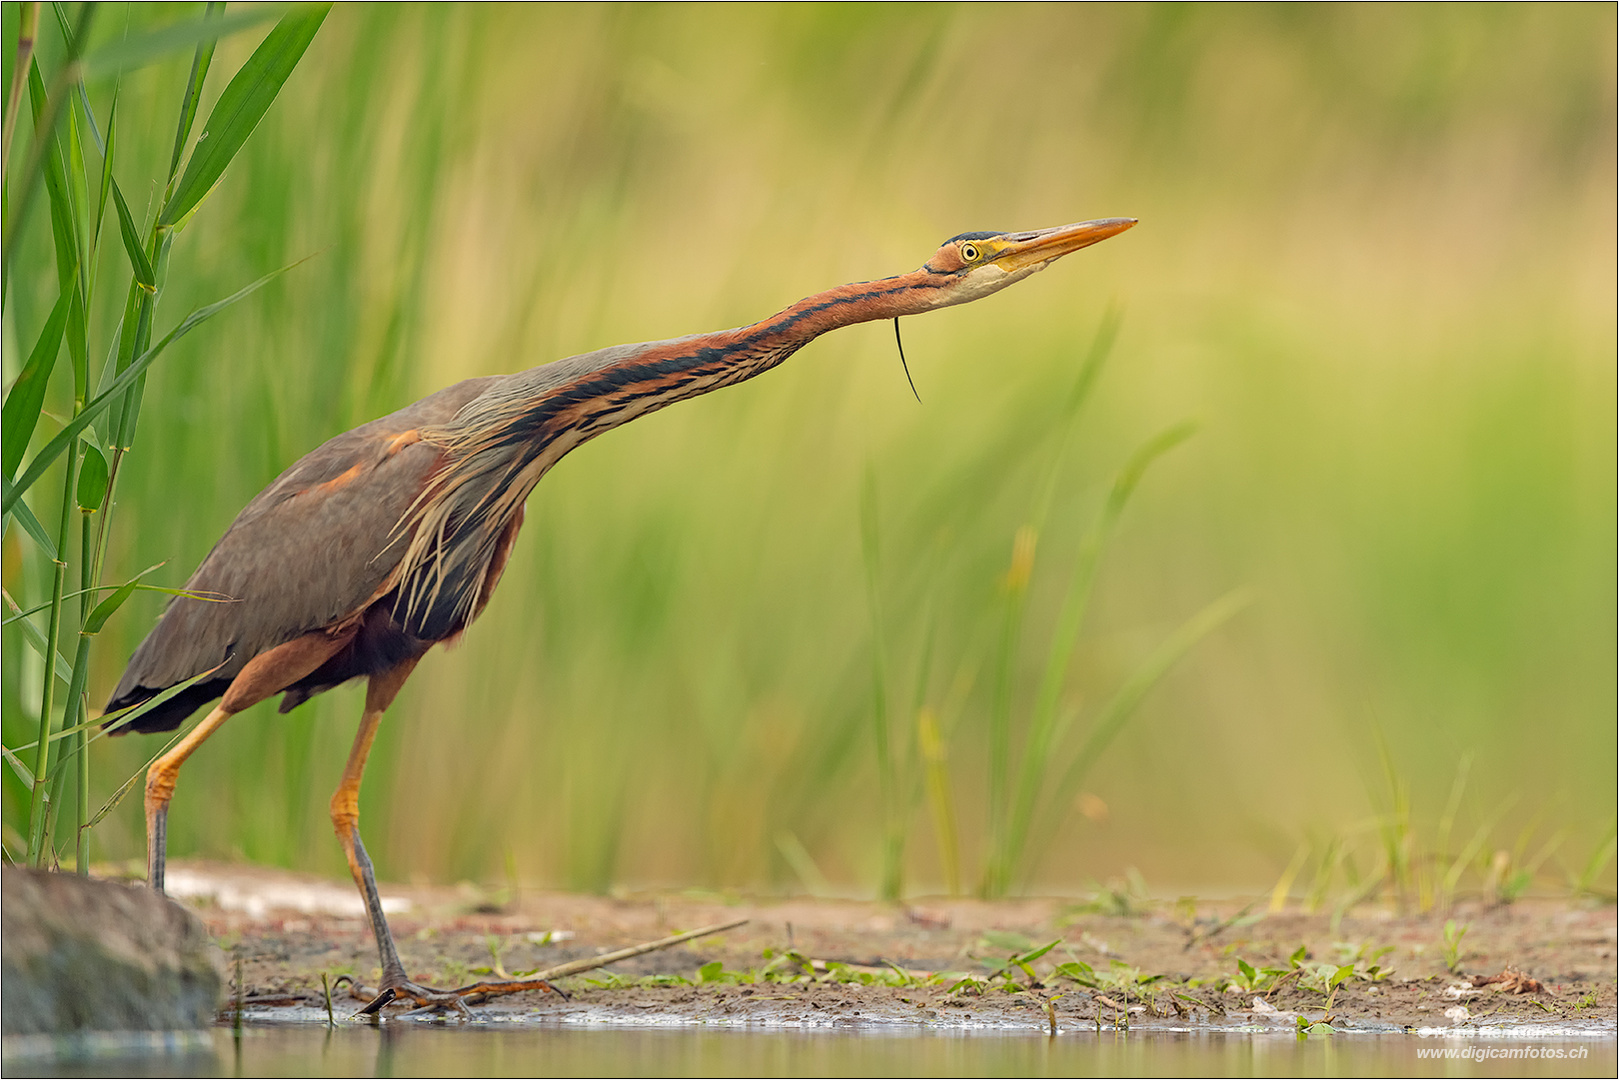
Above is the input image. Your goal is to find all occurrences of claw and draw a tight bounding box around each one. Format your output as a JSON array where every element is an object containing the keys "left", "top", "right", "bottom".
[{"left": 354, "top": 985, "right": 396, "bottom": 1017}]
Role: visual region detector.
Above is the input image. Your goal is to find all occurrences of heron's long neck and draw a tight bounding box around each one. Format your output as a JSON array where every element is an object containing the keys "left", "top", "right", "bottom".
[
  {"left": 581, "top": 268, "right": 936, "bottom": 416},
  {"left": 722, "top": 268, "right": 946, "bottom": 358},
  {"left": 479, "top": 268, "right": 941, "bottom": 460}
]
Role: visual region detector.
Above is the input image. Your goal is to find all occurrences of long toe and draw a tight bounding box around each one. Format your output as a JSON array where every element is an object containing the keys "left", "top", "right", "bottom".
[{"left": 340, "top": 974, "right": 564, "bottom": 1019}]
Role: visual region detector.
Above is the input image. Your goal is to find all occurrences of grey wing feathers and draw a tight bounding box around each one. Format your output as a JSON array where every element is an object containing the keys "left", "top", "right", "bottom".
[{"left": 109, "top": 377, "right": 499, "bottom": 705}]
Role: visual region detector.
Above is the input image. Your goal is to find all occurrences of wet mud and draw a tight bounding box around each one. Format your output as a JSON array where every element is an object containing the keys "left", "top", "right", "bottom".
[{"left": 164, "top": 862, "right": 1615, "bottom": 1035}]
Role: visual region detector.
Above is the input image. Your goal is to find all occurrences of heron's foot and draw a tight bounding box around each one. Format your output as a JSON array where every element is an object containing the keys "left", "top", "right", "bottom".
[{"left": 334, "top": 974, "right": 568, "bottom": 1019}]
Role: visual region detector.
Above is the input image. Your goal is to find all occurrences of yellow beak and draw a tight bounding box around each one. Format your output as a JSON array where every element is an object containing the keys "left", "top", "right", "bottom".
[{"left": 990, "top": 218, "right": 1137, "bottom": 273}]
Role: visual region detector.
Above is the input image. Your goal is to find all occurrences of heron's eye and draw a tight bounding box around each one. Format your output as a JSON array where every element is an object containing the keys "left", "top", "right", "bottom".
[{"left": 959, "top": 242, "right": 980, "bottom": 262}]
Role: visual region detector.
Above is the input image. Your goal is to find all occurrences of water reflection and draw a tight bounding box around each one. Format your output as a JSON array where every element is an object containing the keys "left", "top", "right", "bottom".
[{"left": 9, "top": 1024, "right": 1614, "bottom": 1078}]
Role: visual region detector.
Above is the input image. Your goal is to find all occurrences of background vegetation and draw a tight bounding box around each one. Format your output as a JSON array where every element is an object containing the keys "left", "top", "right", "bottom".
[{"left": 3, "top": 5, "right": 1613, "bottom": 902}]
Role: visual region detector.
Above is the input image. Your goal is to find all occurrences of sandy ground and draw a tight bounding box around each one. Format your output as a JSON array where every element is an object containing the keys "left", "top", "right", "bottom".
[{"left": 154, "top": 861, "right": 1616, "bottom": 1033}]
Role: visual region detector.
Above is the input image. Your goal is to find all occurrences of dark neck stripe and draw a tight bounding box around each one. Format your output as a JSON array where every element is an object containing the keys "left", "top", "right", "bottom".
[{"left": 490, "top": 274, "right": 939, "bottom": 453}]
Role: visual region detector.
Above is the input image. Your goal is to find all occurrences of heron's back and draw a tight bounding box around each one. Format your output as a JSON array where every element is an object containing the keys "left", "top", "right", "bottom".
[{"left": 107, "top": 376, "right": 502, "bottom": 732}]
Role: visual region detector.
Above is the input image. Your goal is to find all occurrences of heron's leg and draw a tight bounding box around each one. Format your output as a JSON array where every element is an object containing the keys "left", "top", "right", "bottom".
[
  {"left": 145, "top": 628, "right": 355, "bottom": 893},
  {"left": 144, "top": 705, "right": 233, "bottom": 891},
  {"left": 332, "top": 659, "right": 565, "bottom": 1017},
  {"left": 329, "top": 659, "right": 417, "bottom": 988}
]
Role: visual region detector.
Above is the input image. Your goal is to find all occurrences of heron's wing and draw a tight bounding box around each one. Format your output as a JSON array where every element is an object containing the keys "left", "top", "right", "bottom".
[{"left": 108, "top": 376, "right": 501, "bottom": 712}]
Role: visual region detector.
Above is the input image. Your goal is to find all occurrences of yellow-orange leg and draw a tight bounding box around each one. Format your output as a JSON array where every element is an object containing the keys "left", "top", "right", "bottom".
[
  {"left": 330, "top": 659, "right": 418, "bottom": 997},
  {"left": 145, "top": 705, "right": 233, "bottom": 891},
  {"left": 145, "top": 628, "right": 354, "bottom": 893},
  {"left": 332, "top": 660, "right": 564, "bottom": 1017}
]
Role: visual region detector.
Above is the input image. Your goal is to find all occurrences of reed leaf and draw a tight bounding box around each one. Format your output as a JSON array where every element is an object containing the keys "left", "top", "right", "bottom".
[
  {"left": 3, "top": 581, "right": 227, "bottom": 628},
  {"left": 5, "top": 257, "right": 305, "bottom": 512},
  {"left": 159, "top": 6, "right": 328, "bottom": 230},
  {"left": 109, "top": 178, "right": 155, "bottom": 291},
  {"left": 80, "top": 573, "right": 140, "bottom": 635},
  {"left": 1, "top": 290, "right": 69, "bottom": 482},
  {"left": 5, "top": 497, "right": 57, "bottom": 561},
  {"left": 74, "top": 439, "right": 107, "bottom": 512},
  {"left": 28, "top": 59, "right": 73, "bottom": 295},
  {"left": 163, "top": 1, "right": 223, "bottom": 185},
  {"left": 92, "top": 86, "right": 114, "bottom": 245},
  {"left": 1, "top": 589, "right": 73, "bottom": 684}
]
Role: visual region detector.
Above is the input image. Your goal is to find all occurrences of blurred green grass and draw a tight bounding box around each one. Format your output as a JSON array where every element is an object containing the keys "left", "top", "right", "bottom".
[{"left": 3, "top": 4, "right": 1613, "bottom": 896}]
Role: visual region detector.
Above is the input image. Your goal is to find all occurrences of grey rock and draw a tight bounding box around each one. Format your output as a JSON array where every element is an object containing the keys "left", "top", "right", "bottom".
[{"left": 2, "top": 866, "right": 224, "bottom": 1034}]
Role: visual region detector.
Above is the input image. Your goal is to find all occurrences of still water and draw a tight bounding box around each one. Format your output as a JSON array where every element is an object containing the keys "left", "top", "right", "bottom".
[{"left": 8, "top": 1023, "right": 1616, "bottom": 1078}]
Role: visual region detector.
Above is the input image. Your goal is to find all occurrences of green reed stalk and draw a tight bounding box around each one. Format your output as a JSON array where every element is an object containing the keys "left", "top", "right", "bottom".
[
  {"left": 76, "top": 506, "right": 91, "bottom": 871},
  {"left": 22, "top": 39, "right": 91, "bottom": 865},
  {"left": 25, "top": 442, "right": 78, "bottom": 864}
]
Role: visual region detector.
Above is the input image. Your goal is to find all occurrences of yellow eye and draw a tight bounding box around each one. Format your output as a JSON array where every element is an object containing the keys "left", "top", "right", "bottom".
[{"left": 960, "top": 242, "right": 980, "bottom": 262}]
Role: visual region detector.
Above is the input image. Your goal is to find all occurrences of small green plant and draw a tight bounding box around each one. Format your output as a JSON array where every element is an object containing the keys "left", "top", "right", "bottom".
[
  {"left": 821, "top": 960, "right": 925, "bottom": 989},
  {"left": 580, "top": 972, "right": 633, "bottom": 990},
  {"left": 978, "top": 937, "right": 1060, "bottom": 987},
  {"left": 944, "top": 973, "right": 989, "bottom": 996},
  {"left": 1098, "top": 961, "right": 1159, "bottom": 1000},
  {"left": 1055, "top": 956, "right": 1165, "bottom": 1006},
  {"left": 880, "top": 960, "right": 924, "bottom": 989},
  {"left": 475, "top": 933, "right": 511, "bottom": 978},
  {"left": 1298, "top": 962, "right": 1354, "bottom": 997},
  {"left": 697, "top": 960, "right": 749, "bottom": 985},
  {"left": 1226, "top": 955, "right": 1292, "bottom": 995},
  {"left": 584, "top": 971, "right": 696, "bottom": 989},
  {"left": 1275, "top": 748, "right": 1591, "bottom": 919},
  {"left": 644, "top": 973, "right": 695, "bottom": 987},
  {"left": 478, "top": 932, "right": 565, "bottom": 981},
  {"left": 1442, "top": 919, "right": 1470, "bottom": 973},
  {"left": 1053, "top": 959, "right": 1098, "bottom": 988},
  {"left": 1358, "top": 960, "right": 1394, "bottom": 982},
  {"left": 1329, "top": 940, "right": 1396, "bottom": 982},
  {"left": 758, "top": 946, "right": 815, "bottom": 981}
]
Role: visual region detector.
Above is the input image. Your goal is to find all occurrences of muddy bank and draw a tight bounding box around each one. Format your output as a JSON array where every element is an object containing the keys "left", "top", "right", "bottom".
[{"left": 156, "top": 862, "right": 1615, "bottom": 1032}]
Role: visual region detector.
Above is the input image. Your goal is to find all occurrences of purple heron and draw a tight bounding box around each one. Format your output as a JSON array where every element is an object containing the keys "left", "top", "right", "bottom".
[{"left": 108, "top": 217, "right": 1136, "bottom": 1012}]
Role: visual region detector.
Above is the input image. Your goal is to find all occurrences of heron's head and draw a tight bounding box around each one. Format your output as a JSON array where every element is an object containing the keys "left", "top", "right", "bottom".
[{"left": 914, "top": 218, "right": 1137, "bottom": 310}]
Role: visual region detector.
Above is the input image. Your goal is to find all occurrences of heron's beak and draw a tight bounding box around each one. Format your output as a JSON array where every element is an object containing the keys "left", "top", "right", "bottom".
[{"left": 990, "top": 218, "right": 1137, "bottom": 274}]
